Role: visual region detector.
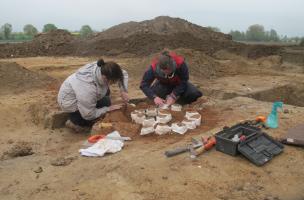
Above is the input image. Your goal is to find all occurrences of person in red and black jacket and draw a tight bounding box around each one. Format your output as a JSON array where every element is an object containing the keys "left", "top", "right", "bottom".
[{"left": 140, "top": 51, "right": 202, "bottom": 106}]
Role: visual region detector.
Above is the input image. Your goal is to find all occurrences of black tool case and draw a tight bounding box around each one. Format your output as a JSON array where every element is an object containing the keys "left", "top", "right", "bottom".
[
  {"left": 215, "top": 124, "right": 284, "bottom": 166},
  {"left": 215, "top": 124, "right": 260, "bottom": 156},
  {"left": 238, "top": 132, "right": 284, "bottom": 166}
]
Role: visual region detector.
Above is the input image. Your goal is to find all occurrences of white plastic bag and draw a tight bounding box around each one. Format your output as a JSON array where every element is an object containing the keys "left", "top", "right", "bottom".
[
  {"left": 79, "top": 131, "right": 124, "bottom": 157},
  {"left": 182, "top": 119, "right": 197, "bottom": 129},
  {"left": 142, "top": 117, "right": 156, "bottom": 127},
  {"left": 156, "top": 114, "right": 172, "bottom": 124},
  {"left": 171, "top": 123, "right": 188, "bottom": 134},
  {"left": 186, "top": 114, "right": 201, "bottom": 126},
  {"left": 155, "top": 124, "right": 171, "bottom": 135},
  {"left": 171, "top": 104, "right": 182, "bottom": 111},
  {"left": 146, "top": 108, "right": 158, "bottom": 117},
  {"left": 140, "top": 126, "right": 155, "bottom": 135}
]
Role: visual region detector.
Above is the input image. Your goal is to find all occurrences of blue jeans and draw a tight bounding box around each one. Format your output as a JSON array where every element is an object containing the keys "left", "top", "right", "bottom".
[{"left": 69, "top": 95, "right": 111, "bottom": 127}]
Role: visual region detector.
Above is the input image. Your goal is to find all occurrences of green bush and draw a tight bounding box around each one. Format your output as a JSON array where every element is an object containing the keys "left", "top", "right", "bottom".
[{"left": 300, "top": 38, "right": 304, "bottom": 46}]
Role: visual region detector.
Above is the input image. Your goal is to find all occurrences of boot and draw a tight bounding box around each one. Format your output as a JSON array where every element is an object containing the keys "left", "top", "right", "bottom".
[{"left": 65, "top": 120, "right": 90, "bottom": 133}]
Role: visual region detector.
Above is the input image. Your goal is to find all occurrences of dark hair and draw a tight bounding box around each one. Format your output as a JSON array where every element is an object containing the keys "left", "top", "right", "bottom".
[
  {"left": 159, "top": 51, "right": 174, "bottom": 69},
  {"left": 97, "top": 59, "right": 125, "bottom": 87}
]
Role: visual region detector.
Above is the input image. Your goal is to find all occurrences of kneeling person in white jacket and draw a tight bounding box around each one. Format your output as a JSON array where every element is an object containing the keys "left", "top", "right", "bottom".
[{"left": 58, "top": 59, "right": 129, "bottom": 132}]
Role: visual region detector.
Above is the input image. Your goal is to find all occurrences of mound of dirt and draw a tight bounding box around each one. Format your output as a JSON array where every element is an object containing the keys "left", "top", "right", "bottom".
[
  {"left": 0, "top": 30, "right": 76, "bottom": 58},
  {"left": 93, "top": 16, "right": 232, "bottom": 41},
  {"left": 257, "top": 55, "right": 282, "bottom": 68},
  {"left": 33, "top": 29, "right": 75, "bottom": 44},
  {"left": 77, "top": 32, "right": 235, "bottom": 57},
  {"left": 75, "top": 16, "right": 238, "bottom": 57},
  {"left": 174, "top": 49, "right": 221, "bottom": 78},
  {"left": 0, "top": 62, "right": 54, "bottom": 95}
]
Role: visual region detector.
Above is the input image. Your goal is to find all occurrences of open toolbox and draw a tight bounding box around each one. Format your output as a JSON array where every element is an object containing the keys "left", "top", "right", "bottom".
[
  {"left": 215, "top": 124, "right": 260, "bottom": 156},
  {"left": 215, "top": 123, "right": 284, "bottom": 166},
  {"left": 238, "top": 132, "right": 284, "bottom": 166}
]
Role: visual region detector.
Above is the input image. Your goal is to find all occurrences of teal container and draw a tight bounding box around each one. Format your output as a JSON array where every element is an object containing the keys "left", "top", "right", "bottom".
[{"left": 266, "top": 101, "right": 283, "bottom": 128}]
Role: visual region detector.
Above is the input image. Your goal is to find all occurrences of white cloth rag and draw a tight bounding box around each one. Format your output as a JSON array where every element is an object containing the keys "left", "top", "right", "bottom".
[{"left": 79, "top": 131, "right": 124, "bottom": 157}]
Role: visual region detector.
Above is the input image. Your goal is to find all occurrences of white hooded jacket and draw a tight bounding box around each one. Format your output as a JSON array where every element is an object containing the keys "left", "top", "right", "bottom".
[{"left": 57, "top": 61, "right": 128, "bottom": 120}]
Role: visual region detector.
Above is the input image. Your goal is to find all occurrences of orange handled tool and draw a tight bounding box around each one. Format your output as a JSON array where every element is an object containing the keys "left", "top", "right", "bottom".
[
  {"left": 88, "top": 134, "right": 131, "bottom": 143},
  {"left": 88, "top": 135, "right": 106, "bottom": 143},
  {"left": 195, "top": 136, "right": 216, "bottom": 156}
]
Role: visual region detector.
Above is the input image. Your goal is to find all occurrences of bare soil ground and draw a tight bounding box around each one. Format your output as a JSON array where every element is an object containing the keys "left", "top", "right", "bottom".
[{"left": 0, "top": 49, "right": 304, "bottom": 200}]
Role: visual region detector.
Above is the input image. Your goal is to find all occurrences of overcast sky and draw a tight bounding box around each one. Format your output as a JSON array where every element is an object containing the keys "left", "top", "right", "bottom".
[{"left": 0, "top": 0, "right": 303, "bottom": 37}]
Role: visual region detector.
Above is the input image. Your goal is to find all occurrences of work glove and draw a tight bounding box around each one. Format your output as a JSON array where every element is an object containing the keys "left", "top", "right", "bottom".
[
  {"left": 153, "top": 96, "right": 165, "bottom": 106},
  {"left": 120, "top": 91, "right": 129, "bottom": 103}
]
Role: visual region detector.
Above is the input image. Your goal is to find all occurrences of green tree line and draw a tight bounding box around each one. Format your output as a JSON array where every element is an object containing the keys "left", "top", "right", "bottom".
[
  {"left": 230, "top": 24, "right": 304, "bottom": 44},
  {"left": 0, "top": 23, "right": 95, "bottom": 41}
]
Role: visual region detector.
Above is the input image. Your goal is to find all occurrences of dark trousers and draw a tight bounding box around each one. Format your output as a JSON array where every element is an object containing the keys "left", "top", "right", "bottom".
[
  {"left": 151, "top": 81, "right": 202, "bottom": 105},
  {"left": 69, "top": 95, "right": 111, "bottom": 127}
]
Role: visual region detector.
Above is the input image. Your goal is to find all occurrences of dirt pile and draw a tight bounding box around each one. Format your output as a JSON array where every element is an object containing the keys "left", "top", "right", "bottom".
[
  {"left": 28, "top": 29, "right": 76, "bottom": 55},
  {"left": 76, "top": 16, "right": 281, "bottom": 57},
  {"left": 76, "top": 16, "right": 237, "bottom": 56},
  {"left": 33, "top": 29, "right": 75, "bottom": 44},
  {"left": 93, "top": 16, "right": 232, "bottom": 41},
  {"left": 76, "top": 32, "right": 236, "bottom": 57},
  {"left": 0, "top": 62, "right": 54, "bottom": 95},
  {"left": 174, "top": 49, "right": 221, "bottom": 78},
  {"left": 0, "top": 30, "right": 76, "bottom": 58}
]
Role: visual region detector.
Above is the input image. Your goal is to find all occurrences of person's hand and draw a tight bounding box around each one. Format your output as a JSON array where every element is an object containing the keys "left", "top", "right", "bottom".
[
  {"left": 166, "top": 95, "right": 176, "bottom": 106},
  {"left": 108, "top": 104, "right": 123, "bottom": 111},
  {"left": 120, "top": 91, "right": 129, "bottom": 103},
  {"left": 154, "top": 96, "right": 165, "bottom": 106}
]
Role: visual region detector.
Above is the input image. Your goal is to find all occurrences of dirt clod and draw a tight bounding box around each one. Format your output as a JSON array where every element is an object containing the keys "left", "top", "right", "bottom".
[
  {"left": 50, "top": 157, "right": 76, "bottom": 166},
  {"left": 34, "top": 166, "right": 43, "bottom": 173},
  {"left": 2, "top": 141, "right": 34, "bottom": 158}
]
